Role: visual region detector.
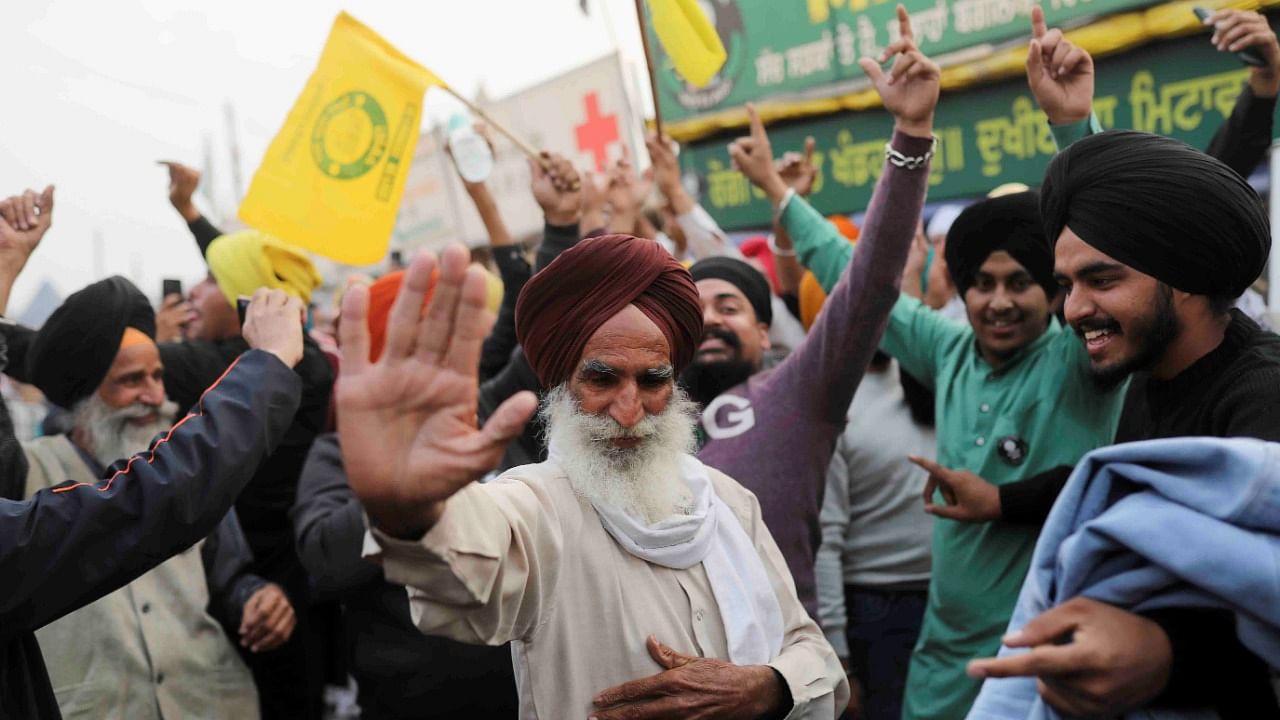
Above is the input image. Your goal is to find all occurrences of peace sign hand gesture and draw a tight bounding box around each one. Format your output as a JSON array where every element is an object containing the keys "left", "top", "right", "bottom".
[
  {"left": 1026, "top": 5, "right": 1094, "bottom": 125},
  {"left": 859, "top": 5, "right": 940, "bottom": 138}
]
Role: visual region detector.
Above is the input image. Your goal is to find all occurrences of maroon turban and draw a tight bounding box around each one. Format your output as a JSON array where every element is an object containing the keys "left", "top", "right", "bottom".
[{"left": 516, "top": 234, "right": 703, "bottom": 388}]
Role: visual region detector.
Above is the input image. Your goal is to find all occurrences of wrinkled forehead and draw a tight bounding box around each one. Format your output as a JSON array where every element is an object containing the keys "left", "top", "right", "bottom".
[{"left": 578, "top": 304, "right": 672, "bottom": 370}]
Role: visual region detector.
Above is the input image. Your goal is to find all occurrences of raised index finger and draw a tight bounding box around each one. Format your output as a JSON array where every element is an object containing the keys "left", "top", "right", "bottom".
[
  {"left": 897, "top": 4, "right": 915, "bottom": 43},
  {"left": 746, "top": 102, "right": 766, "bottom": 141},
  {"left": 1031, "top": 5, "right": 1047, "bottom": 39}
]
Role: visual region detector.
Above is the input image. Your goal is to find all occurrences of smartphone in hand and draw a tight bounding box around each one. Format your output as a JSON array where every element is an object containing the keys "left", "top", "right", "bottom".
[
  {"left": 1195, "top": 6, "right": 1267, "bottom": 67},
  {"left": 162, "top": 278, "right": 183, "bottom": 299}
]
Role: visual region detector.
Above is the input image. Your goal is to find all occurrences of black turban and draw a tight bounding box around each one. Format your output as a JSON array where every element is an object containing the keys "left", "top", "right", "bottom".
[
  {"left": 1042, "top": 130, "right": 1270, "bottom": 298},
  {"left": 516, "top": 235, "right": 703, "bottom": 388},
  {"left": 689, "top": 256, "right": 773, "bottom": 326},
  {"left": 28, "top": 276, "right": 156, "bottom": 409},
  {"left": 945, "top": 191, "right": 1056, "bottom": 300}
]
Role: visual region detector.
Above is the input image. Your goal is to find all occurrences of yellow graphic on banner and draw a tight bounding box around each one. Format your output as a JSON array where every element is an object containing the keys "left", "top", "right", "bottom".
[
  {"left": 649, "top": 0, "right": 728, "bottom": 88},
  {"left": 239, "top": 12, "right": 444, "bottom": 265}
]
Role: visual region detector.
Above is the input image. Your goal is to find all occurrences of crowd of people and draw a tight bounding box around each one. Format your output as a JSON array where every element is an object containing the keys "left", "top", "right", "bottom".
[{"left": 1, "top": 4, "right": 1279, "bottom": 719}]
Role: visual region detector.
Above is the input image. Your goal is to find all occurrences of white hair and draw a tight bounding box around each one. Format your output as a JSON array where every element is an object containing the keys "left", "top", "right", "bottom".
[
  {"left": 71, "top": 393, "right": 178, "bottom": 468},
  {"left": 541, "top": 383, "right": 698, "bottom": 525}
]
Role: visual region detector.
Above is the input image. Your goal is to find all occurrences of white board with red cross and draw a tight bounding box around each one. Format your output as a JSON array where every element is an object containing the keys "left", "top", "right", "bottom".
[{"left": 394, "top": 53, "right": 642, "bottom": 252}]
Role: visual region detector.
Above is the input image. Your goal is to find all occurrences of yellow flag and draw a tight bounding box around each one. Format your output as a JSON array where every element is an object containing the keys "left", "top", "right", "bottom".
[
  {"left": 239, "top": 13, "right": 443, "bottom": 265},
  {"left": 649, "top": 0, "right": 727, "bottom": 88}
]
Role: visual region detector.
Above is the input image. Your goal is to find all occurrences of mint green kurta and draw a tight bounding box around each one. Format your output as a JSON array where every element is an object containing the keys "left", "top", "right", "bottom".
[{"left": 781, "top": 196, "right": 1127, "bottom": 719}]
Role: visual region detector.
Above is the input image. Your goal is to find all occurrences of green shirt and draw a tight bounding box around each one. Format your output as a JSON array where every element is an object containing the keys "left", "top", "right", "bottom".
[{"left": 782, "top": 195, "right": 1128, "bottom": 719}]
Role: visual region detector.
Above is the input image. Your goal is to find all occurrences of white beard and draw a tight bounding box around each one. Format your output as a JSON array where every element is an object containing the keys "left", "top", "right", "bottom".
[
  {"left": 541, "top": 383, "right": 699, "bottom": 525},
  {"left": 72, "top": 394, "right": 178, "bottom": 468}
]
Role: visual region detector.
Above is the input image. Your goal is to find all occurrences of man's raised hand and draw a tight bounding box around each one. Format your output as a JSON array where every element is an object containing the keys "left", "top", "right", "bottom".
[
  {"left": 159, "top": 161, "right": 202, "bottom": 222},
  {"left": 1026, "top": 5, "right": 1094, "bottom": 125},
  {"left": 0, "top": 185, "right": 55, "bottom": 276},
  {"left": 859, "top": 5, "right": 940, "bottom": 138},
  {"left": 777, "top": 136, "right": 819, "bottom": 198},
  {"left": 728, "top": 103, "right": 789, "bottom": 203},
  {"left": 337, "top": 246, "right": 537, "bottom": 540},
  {"left": 241, "top": 288, "right": 306, "bottom": 368},
  {"left": 530, "top": 151, "right": 583, "bottom": 226}
]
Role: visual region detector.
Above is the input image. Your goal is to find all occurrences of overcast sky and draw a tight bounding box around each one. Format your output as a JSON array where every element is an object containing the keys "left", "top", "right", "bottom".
[{"left": 1, "top": 0, "right": 648, "bottom": 316}]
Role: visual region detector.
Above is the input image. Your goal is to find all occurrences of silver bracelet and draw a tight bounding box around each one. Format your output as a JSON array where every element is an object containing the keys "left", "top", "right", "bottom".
[
  {"left": 767, "top": 232, "right": 797, "bottom": 257},
  {"left": 884, "top": 136, "right": 938, "bottom": 170}
]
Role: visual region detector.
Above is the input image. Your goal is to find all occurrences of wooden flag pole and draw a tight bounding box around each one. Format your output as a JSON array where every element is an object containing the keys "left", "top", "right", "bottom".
[
  {"left": 441, "top": 85, "right": 542, "bottom": 161},
  {"left": 633, "top": 0, "right": 664, "bottom": 139}
]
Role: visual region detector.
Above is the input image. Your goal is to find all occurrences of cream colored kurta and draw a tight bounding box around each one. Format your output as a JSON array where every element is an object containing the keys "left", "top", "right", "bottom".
[
  {"left": 22, "top": 434, "right": 259, "bottom": 720},
  {"left": 367, "top": 457, "right": 848, "bottom": 719}
]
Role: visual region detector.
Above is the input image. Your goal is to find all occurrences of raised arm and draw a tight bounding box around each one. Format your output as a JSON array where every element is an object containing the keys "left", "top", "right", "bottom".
[
  {"left": 1201, "top": 9, "right": 1280, "bottom": 177},
  {"left": 0, "top": 291, "right": 306, "bottom": 632},
  {"left": 162, "top": 161, "right": 223, "bottom": 255},
  {"left": 734, "top": 4, "right": 939, "bottom": 425},
  {"left": 771, "top": 136, "right": 819, "bottom": 297}
]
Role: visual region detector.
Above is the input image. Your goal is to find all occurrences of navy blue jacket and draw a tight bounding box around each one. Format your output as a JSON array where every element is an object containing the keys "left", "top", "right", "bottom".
[{"left": 0, "top": 349, "right": 301, "bottom": 718}]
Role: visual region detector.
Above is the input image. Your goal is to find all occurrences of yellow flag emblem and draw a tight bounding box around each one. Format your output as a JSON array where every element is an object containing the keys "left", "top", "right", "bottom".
[
  {"left": 649, "top": 0, "right": 727, "bottom": 88},
  {"left": 239, "top": 13, "right": 443, "bottom": 265}
]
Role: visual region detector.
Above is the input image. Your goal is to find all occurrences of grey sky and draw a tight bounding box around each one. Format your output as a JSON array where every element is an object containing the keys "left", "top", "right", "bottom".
[{"left": 1, "top": 0, "right": 647, "bottom": 314}]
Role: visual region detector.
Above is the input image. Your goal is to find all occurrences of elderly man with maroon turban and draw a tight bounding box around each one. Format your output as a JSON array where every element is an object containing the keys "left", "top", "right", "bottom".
[{"left": 339, "top": 236, "right": 847, "bottom": 719}]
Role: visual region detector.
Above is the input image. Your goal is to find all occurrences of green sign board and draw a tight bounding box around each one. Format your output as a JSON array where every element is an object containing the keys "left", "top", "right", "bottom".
[
  {"left": 646, "top": 0, "right": 1163, "bottom": 123},
  {"left": 681, "top": 32, "right": 1260, "bottom": 230}
]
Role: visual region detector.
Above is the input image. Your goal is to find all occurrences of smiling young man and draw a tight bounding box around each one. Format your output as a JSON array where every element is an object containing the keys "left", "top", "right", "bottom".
[
  {"left": 966, "top": 130, "right": 1280, "bottom": 720},
  {"left": 778, "top": 189, "right": 1128, "bottom": 718}
]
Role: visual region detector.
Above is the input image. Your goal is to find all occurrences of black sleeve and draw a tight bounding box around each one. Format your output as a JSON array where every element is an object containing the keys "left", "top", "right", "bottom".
[
  {"left": 0, "top": 349, "right": 301, "bottom": 632},
  {"left": 0, "top": 324, "right": 36, "bottom": 385},
  {"left": 158, "top": 337, "right": 249, "bottom": 415},
  {"left": 290, "top": 432, "right": 382, "bottom": 601},
  {"left": 536, "top": 222, "right": 581, "bottom": 273},
  {"left": 1204, "top": 85, "right": 1276, "bottom": 180},
  {"left": 1144, "top": 606, "right": 1280, "bottom": 716},
  {"left": 479, "top": 347, "right": 546, "bottom": 466},
  {"left": 188, "top": 215, "right": 225, "bottom": 259},
  {"left": 201, "top": 508, "right": 267, "bottom": 628},
  {"left": 779, "top": 293, "right": 801, "bottom": 324},
  {"left": 0, "top": 333, "right": 28, "bottom": 502},
  {"left": 480, "top": 246, "right": 533, "bottom": 383},
  {"left": 997, "top": 465, "right": 1074, "bottom": 525}
]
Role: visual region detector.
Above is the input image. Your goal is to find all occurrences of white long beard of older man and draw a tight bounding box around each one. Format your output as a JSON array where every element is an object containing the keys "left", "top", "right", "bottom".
[
  {"left": 541, "top": 384, "right": 699, "bottom": 525},
  {"left": 72, "top": 394, "right": 178, "bottom": 468}
]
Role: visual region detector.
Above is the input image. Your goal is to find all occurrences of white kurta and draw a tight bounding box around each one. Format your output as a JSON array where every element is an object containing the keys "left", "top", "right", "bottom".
[{"left": 366, "top": 457, "right": 848, "bottom": 719}]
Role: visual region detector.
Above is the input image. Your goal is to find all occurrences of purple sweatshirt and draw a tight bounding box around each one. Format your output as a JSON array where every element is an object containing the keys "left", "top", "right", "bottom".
[{"left": 697, "top": 131, "right": 931, "bottom": 616}]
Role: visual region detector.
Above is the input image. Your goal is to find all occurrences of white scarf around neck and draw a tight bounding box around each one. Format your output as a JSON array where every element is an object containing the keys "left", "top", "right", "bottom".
[{"left": 551, "top": 443, "right": 785, "bottom": 665}]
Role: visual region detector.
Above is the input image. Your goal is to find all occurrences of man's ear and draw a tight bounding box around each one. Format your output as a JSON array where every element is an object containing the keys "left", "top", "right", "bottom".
[{"left": 757, "top": 322, "right": 771, "bottom": 351}]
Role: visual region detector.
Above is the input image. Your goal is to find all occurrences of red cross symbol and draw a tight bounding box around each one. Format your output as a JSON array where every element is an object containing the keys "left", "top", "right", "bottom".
[{"left": 574, "top": 92, "right": 619, "bottom": 172}]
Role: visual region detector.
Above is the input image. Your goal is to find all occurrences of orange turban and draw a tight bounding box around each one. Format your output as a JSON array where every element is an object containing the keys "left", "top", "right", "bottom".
[
  {"left": 515, "top": 234, "right": 703, "bottom": 388},
  {"left": 366, "top": 270, "right": 436, "bottom": 362}
]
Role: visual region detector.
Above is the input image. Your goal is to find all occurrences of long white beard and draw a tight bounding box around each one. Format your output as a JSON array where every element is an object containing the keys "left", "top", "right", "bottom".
[
  {"left": 72, "top": 394, "right": 178, "bottom": 468},
  {"left": 541, "top": 384, "right": 699, "bottom": 525}
]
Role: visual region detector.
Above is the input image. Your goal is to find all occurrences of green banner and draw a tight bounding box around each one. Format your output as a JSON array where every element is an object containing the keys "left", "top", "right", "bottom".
[
  {"left": 647, "top": 0, "right": 1162, "bottom": 123},
  {"left": 681, "top": 32, "right": 1261, "bottom": 230}
]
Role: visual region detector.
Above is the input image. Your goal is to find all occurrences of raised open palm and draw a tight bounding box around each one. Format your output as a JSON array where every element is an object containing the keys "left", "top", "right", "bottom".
[{"left": 337, "top": 245, "right": 536, "bottom": 538}]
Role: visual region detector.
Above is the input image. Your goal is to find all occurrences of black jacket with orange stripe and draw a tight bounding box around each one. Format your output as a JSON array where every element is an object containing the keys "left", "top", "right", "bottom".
[{"left": 0, "top": 348, "right": 301, "bottom": 718}]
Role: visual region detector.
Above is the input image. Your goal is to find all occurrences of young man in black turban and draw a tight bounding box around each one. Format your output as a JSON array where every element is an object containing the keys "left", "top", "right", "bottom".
[{"left": 968, "top": 15, "right": 1280, "bottom": 718}]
